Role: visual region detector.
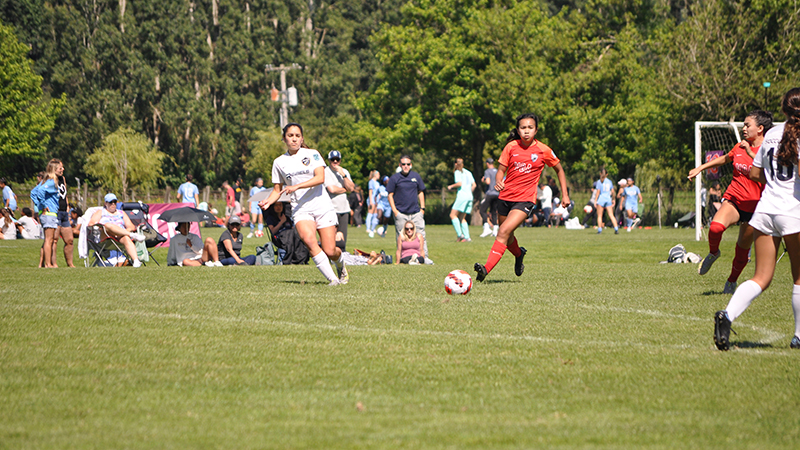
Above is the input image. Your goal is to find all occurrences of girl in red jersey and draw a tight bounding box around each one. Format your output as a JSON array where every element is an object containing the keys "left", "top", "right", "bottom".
[
  {"left": 474, "top": 113, "right": 569, "bottom": 282},
  {"left": 688, "top": 110, "right": 773, "bottom": 293}
]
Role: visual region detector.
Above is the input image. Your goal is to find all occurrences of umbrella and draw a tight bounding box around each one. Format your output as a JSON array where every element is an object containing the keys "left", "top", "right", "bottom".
[
  {"left": 158, "top": 207, "right": 216, "bottom": 223},
  {"left": 249, "top": 187, "right": 292, "bottom": 204}
]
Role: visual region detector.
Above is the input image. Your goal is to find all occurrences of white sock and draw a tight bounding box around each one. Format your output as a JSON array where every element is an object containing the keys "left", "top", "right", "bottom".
[
  {"left": 792, "top": 284, "right": 800, "bottom": 339},
  {"left": 726, "top": 280, "right": 763, "bottom": 322},
  {"left": 312, "top": 251, "right": 337, "bottom": 282}
]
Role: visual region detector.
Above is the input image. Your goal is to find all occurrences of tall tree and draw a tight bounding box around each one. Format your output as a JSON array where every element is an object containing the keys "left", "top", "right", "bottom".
[{"left": 0, "top": 21, "right": 62, "bottom": 180}]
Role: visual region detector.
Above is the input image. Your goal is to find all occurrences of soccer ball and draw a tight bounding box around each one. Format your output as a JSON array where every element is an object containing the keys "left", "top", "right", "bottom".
[
  {"left": 255, "top": 230, "right": 263, "bottom": 238},
  {"left": 444, "top": 269, "right": 473, "bottom": 295},
  {"left": 377, "top": 225, "right": 385, "bottom": 236},
  {"left": 583, "top": 205, "right": 592, "bottom": 214}
]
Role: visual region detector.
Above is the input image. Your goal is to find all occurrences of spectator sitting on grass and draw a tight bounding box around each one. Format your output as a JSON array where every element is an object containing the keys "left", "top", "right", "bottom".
[
  {"left": 217, "top": 215, "right": 256, "bottom": 266},
  {"left": 167, "top": 222, "right": 223, "bottom": 267},
  {"left": 17, "top": 207, "right": 41, "bottom": 240}
]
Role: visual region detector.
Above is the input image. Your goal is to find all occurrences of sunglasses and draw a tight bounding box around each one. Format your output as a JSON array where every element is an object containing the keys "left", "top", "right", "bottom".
[
  {"left": 106, "top": 200, "right": 117, "bottom": 204},
  {"left": 404, "top": 226, "right": 414, "bottom": 231},
  {"left": 330, "top": 158, "right": 341, "bottom": 162},
  {"left": 400, "top": 163, "right": 411, "bottom": 166}
]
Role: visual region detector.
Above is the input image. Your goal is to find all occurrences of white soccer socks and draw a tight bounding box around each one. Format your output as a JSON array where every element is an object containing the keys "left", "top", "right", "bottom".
[
  {"left": 312, "top": 251, "right": 338, "bottom": 282},
  {"left": 725, "top": 280, "right": 763, "bottom": 322}
]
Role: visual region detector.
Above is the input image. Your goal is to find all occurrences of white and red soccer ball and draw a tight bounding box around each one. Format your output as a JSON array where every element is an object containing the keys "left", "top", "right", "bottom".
[{"left": 444, "top": 269, "right": 472, "bottom": 295}]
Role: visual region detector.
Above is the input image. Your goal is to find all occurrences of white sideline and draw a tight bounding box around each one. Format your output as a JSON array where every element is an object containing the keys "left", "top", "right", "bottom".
[{"left": 7, "top": 303, "right": 789, "bottom": 352}]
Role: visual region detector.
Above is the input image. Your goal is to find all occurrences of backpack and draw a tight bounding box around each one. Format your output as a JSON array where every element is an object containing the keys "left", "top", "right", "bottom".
[
  {"left": 255, "top": 242, "right": 278, "bottom": 266},
  {"left": 667, "top": 244, "right": 686, "bottom": 263}
]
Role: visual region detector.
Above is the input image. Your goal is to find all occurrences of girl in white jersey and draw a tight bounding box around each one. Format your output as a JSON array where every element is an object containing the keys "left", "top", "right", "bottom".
[
  {"left": 714, "top": 88, "right": 800, "bottom": 350},
  {"left": 258, "top": 123, "right": 348, "bottom": 286}
]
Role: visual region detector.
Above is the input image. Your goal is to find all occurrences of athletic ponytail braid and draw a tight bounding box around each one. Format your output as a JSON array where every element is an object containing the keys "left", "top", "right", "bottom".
[{"left": 777, "top": 88, "right": 800, "bottom": 167}]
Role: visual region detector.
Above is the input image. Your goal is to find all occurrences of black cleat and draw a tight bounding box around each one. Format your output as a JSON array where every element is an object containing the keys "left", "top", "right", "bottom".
[
  {"left": 474, "top": 263, "right": 488, "bottom": 282},
  {"left": 714, "top": 310, "right": 732, "bottom": 351},
  {"left": 514, "top": 247, "right": 527, "bottom": 277},
  {"left": 791, "top": 336, "right": 800, "bottom": 349}
]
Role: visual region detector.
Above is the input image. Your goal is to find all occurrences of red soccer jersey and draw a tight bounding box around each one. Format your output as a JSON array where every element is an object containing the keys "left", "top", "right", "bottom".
[
  {"left": 497, "top": 139, "right": 560, "bottom": 202},
  {"left": 723, "top": 144, "right": 764, "bottom": 213}
]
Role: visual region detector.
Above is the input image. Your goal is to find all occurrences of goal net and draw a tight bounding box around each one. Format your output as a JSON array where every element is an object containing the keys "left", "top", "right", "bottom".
[{"left": 694, "top": 122, "right": 742, "bottom": 241}]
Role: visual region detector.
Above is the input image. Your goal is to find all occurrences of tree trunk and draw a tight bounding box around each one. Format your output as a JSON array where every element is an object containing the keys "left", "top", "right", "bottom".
[{"left": 119, "top": 0, "right": 126, "bottom": 33}]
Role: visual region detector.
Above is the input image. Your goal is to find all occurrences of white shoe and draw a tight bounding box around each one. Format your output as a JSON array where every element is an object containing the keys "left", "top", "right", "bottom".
[
  {"left": 132, "top": 260, "right": 142, "bottom": 268},
  {"left": 626, "top": 226, "right": 631, "bottom": 232},
  {"left": 130, "top": 232, "right": 146, "bottom": 242},
  {"left": 369, "top": 231, "right": 375, "bottom": 238},
  {"left": 246, "top": 232, "right": 254, "bottom": 238},
  {"left": 492, "top": 225, "right": 499, "bottom": 236},
  {"left": 479, "top": 225, "right": 492, "bottom": 238},
  {"left": 213, "top": 261, "right": 223, "bottom": 267},
  {"left": 328, "top": 279, "right": 340, "bottom": 286},
  {"left": 723, "top": 280, "right": 737, "bottom": 294},
  {"left": 205, "top": 261, "right": 215, "bottom": 267},
  {"left": 632, "top": 217, "right": 641, "bottom": 228},
  {"left": 337, "top": 261, "right": 349, "bottom": 284}
]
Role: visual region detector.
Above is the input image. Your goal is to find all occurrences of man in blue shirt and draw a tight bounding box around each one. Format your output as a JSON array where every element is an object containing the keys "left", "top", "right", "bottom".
[
  {"left": 177, "top": 174, "right": 199, "bottom": 207},
  {"left": 388, "top": 155, "right": 429, "bottom": 260}
]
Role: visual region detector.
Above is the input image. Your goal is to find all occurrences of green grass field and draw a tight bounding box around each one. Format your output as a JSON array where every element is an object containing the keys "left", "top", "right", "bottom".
[{"left": 2, "top": 224, "right": 798, "bottom": 449}]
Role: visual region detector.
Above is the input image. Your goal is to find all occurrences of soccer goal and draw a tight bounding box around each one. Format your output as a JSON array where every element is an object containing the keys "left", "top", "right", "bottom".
[{"left": 694, "top": 122, "right": 743, "bottom": 241}]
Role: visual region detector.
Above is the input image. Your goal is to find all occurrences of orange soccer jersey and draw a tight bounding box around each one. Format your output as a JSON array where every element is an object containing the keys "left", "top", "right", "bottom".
[
  {"left": 723, "top": 144, "right": 764, "bottom": 213},
  {"left": 497, "top": 139, "right": 560, "bottom": 202}
]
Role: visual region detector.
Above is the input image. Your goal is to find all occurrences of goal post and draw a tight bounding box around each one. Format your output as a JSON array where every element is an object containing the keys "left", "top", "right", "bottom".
[{"left": 694, "top": 122, "right": 742, "bottom": 241}]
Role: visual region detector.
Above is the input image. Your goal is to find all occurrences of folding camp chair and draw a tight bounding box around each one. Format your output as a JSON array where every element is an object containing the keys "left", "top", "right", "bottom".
[
  {"left": 86, "top": 224, "right": 131, "bottom": 267},
  {"left": 120, "top": 201, "right": 167, "bottom": 265}
]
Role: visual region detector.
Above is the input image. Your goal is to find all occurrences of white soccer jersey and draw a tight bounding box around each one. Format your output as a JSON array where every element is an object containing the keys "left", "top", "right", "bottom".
[
  {"left": 752, "top": 123, "right": 800, "bottom": 217},
  {"left": 271, "top": 148, "right": 334, "bottom": 216}
]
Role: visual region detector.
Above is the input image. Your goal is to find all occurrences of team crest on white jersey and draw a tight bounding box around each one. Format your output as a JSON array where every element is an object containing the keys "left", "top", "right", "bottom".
[
  {"left": 302, "top": 157, "right": 310, "bottom": 166},
  {"left": 531, "top": 154, "right": 539, "bottom": 163}
]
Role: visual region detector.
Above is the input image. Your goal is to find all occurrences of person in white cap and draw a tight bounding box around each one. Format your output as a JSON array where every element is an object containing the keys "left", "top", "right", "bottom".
[
  {"left": 324, "top": 150, "right": 354, "bottom": 247},
  {"left": 87, "top": 193, "right": 146, "bottom": 267}
]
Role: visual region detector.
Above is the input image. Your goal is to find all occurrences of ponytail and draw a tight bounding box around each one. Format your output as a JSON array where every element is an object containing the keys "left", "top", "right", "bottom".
[{"left": 777, "top": 88, "right": 800, "bottom": 167}]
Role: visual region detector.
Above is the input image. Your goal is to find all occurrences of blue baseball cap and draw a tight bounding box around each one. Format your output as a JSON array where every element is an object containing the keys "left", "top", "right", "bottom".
[
  {"left": 104, "top": 193, "right": 118, "bottom": 203},
  {"left": 328, "top": 150, "right": 342, "bottom": 160}
]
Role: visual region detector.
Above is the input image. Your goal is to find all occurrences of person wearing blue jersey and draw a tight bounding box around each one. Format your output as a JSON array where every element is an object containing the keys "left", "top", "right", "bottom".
[
  {"left": 177, "top": 174, "right": 200, "bottom": 206},
  {"left": 366, "top": 170, "right": 380, "bottom": 238},
  {"left": 247, "top": 178, "right": 267, "bottom": 238},
  {"left": 592, "top": 168, "right": 619, "bottom": 234},
  {"left": 447, "top": 158, "right": 476, "bottom": 242},
  {"left": 621, "top": 178, "right": 643, "bottom": 232}
]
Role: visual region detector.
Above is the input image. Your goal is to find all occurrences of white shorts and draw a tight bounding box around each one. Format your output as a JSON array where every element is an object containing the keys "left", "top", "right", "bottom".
[
  {"left": 749, "top": 212, "right": 800, "bottom": 237},
  {"left": 293, "top": 208, "right": 338, "bottom": 230}
]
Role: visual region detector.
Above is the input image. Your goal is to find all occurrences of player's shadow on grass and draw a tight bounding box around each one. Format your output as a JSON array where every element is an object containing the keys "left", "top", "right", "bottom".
[
  {"left": 700, "top": 290, "right": 725, "bottom": 296},
  {"left": 281, "top": 280, "right": 330, "bottom": 286},
  {"left": 484, "top": 279, "right": 522, "bottom": 284},
  {"left": 733, "top": 341, "right": 774, "bottom": 349}
]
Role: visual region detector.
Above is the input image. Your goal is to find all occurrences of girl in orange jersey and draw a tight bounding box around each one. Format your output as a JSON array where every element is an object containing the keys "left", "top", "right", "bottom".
[
  {"left": 474, "top": 113, "right": 569, "bottom": 282},
  {"left": 688, "top": 110, "right": 773, "bottom": 293}
]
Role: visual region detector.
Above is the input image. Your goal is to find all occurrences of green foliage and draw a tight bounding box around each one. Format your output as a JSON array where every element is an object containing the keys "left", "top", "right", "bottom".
[
  {"left": 0, "top": 21, "right": 63, "bottom": 180},
  {"left": 2, "top": 0, "right": 798, "bottom": 191},
  {"left": 84, "top": 128, "right": 166, "bottom": 199},
  {"left": 244, "top": 128, "right": 286, "bottom": 183}
]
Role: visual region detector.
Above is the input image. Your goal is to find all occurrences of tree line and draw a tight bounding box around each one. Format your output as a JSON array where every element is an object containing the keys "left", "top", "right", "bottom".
[{"left": 1, "top": 0, "right": 798, "bottom": 211}]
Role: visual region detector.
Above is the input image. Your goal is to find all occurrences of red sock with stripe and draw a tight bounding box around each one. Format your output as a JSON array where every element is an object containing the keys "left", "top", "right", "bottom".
[
  {"left": 484, "top": 240, "right": 507, "bottom": 273},
  {"left": 507, "top": 236, "right": 522, "bottom": 258},
  {"left": 728, "top": 244, "right": 750, "bottom": 283},
  {"left": 708, "top": 221, "right": 726, "bottom": 254}
]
